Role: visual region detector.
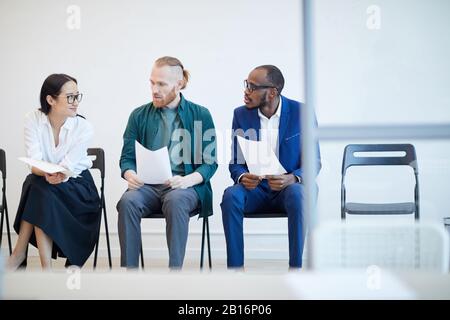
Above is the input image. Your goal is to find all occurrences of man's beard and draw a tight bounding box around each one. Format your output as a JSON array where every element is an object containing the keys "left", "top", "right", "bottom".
[
  {"left": 153, "top": 86, "right": 178, "bottom": 108},
  {"left": 257, "top": 92, "right": 269, "bottom": 110}
]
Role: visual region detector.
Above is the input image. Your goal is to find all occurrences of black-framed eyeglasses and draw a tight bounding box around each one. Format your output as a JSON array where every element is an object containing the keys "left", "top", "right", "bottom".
[
  {"left": 244, "top": 80, "right": 276, "bottom": 93},
  {"left": 57, "top": 93, "right": 83, "bottom": 104}
]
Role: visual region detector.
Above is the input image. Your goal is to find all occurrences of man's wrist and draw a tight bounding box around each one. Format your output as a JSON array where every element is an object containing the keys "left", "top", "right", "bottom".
[
  {"left": 124, "top": 170, "right": 136, "bottom": 179},
  {"left": 237, "top": 173, "right": 246, "bottom": 183}
]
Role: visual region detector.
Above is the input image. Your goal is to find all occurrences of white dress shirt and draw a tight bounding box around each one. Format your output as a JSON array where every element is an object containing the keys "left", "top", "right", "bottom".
[
  {"left": 24, "top": 110, "right": 93, "bottom": 179},
  {"left": 258, "top": 98, "right": 282, "bottom": 154}
]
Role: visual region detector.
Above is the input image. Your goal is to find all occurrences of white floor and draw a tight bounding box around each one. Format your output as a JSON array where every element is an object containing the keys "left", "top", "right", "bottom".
[{"left": 16, "top": 256, "right": 296, "bottom": 274}]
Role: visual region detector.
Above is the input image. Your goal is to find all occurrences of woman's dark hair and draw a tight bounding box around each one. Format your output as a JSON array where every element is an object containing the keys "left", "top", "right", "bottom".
[{"left": 39, "top": 74, "right": 77, "bottom": 115}]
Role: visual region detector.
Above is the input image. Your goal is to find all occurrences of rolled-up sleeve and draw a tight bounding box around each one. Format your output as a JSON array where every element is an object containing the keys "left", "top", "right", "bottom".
[
  {"left": 120, "top": 111, "right": 139, "bottom": 177},
  {"left": 193, "top": 109, "right": 218, "bottom": 183},
  {"left": 24, "top": 112, "right": 43, "bottom": 163}
]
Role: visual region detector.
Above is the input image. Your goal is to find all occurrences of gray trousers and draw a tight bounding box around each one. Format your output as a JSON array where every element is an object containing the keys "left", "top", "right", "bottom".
[{"left": 117, "top": 184, "right": 199, "bottom": 268}]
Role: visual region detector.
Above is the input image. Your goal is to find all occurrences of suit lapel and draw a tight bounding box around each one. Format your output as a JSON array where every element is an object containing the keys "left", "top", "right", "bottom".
[
  {"left": 278, "top": 95, "right": 290, "bottom": 145},
  {"left": 248, "top": 107, "right": 261, "bottom": 140}
]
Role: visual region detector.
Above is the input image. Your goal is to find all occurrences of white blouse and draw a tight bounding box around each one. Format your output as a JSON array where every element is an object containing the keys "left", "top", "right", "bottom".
[{"left": 24, "top": 109, "right": 94, "bottom": 178}]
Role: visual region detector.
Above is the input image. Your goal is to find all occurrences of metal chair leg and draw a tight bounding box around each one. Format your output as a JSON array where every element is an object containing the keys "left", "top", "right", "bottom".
[
  {"left": 102, "top": 194, "right": 112, "bottom": 269},
  {"left": 200, "top": 216, "right": 206, "bottom": 268},
  {"left": 140, "top": 239, "right": 145, "bottom": 269},
  {"left": 93, "top": 198, "right": 102, "bottom": 269},
  {"left": 4, "top": 200, "right": 12, "bottom": 255},
  {"left": 93, "top": 188, "right": 112, "bottom": 270},
  {"left": 1, "top": 194, "right": 12, "bottom": 255},
  {"left": 206, "top": 217, "right": 212, "bottom": 269},
  {"left": 93, "top": 229, "right": 100, "bottom": 269},
  {"left": 0, "top": 204, "right": 4, "bottom": 251}
]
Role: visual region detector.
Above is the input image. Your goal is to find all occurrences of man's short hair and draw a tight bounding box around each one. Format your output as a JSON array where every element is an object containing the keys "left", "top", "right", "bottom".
[
  {"left": 255, "top": 65, "right": 285, "bottom": 94},
  {"left": 155, "top": 56, "right": 190, "bottom": 89}
]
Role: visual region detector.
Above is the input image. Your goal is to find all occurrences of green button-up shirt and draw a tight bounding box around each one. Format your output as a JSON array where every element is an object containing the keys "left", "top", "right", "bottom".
[{"left": 119, "top": 94, "right": 218, "bottom": 217}]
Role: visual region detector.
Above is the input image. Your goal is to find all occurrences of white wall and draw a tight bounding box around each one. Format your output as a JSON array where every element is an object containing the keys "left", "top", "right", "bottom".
[
  {"left": 0, "top": 0, "right": 303, "bottom": 260},
  {"left": 313, "top": 0, "right": 450, "bottom": 225},
  {"left": 1, "top": 0, "right": 449, "bottom": 262},
  {"left": 315, "top": 0, "right": 450, "bottom": 125}
]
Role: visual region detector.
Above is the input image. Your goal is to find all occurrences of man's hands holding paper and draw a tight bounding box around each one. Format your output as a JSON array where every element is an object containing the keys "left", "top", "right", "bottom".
[
  {"left": 236, "top": 136, "right": 296, "bottom": 191},
  {"left": 167, "top": 172, "right": 203, "bottom": 189},
  {"left": 266, "top": 174, "right": 297, "bottom": 191},
  {"left": 124, "top": 170, "right": 145, "bottom": 190},
  {"left": 125, "top": 170, "right": 203, "bottom": 190},
  {"left": 240, "top": 173, "right": 297, "bottom": 191},
  {"left": 240, "top": 173, "right": 263, "bottom": 190}
]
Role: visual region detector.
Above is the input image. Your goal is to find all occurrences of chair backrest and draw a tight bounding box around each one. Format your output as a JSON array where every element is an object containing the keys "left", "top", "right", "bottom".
[
  {"left": 87, "top": 148, "right": 105, "bottom": 179},
  {"left": 0, "top": 149, "right": 5, "bottom": 179},
  {"left": 312, "top": 221, "right": 449, "bottom": 273},
  {"left": 341, "top": 144, "right": 420, "bottom": 219},
  {"left": 342, "top": 144, "right": 418, "bottom": 176}
]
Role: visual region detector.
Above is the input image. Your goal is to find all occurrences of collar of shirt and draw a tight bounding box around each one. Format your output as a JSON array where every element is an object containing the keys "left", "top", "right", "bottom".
[
  {"left": 39, "top": 111, "right": 75, "bottom": 132},
  {"left": 178, "top": 93, "right": 186, "bottom": 111}
]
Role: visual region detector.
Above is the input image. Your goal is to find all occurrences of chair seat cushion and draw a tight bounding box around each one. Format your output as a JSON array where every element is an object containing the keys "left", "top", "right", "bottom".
[
  {"left": 244, "top": 212, "right": 287, "bottom": 218},
  {"left": 345, "top": 202, "right": 415, "bottom": 215},
  {"left": 146, "top": 209, "right": 199, "bottom": 219}
]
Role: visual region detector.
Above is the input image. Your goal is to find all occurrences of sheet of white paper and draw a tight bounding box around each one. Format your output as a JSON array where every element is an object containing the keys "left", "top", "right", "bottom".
[
  {"left": 18, "top": 157, "right": 69, "bottom": 174},
  {"left": 236, "top": 135, "right": 286, "bottom": 176},
  {"left": 135, "top": 141, "right": 172, "bottom": 184}
]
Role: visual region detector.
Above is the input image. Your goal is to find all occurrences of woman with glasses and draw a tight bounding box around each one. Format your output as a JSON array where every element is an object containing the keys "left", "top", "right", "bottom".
[{"left": 7, "top": 73, "right": 101, "bottom": 270}]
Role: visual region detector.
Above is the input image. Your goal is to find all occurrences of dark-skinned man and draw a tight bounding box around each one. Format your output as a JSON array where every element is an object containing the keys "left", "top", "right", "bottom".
[{"left": 221, "top": 65, "right": 321, "bottom": 269}]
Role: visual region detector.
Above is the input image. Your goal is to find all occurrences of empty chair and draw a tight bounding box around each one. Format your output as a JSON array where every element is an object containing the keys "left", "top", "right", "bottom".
[
  {"left": 88, "top": 148, "right": 112, "bottom": 269},
  {"left": 312, "top": 221, "right": 449, "bottom": 273},
  {"left": 0, "top": 149, "right": 12, "bottom": 254},
  {"left": 341, "top": 144, "right": 419, "bottom": 220}
]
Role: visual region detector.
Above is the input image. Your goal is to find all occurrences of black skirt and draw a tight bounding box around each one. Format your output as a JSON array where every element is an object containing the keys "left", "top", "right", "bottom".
[{"left": 13, "top": 170, "right": 101, "bottom": 267}]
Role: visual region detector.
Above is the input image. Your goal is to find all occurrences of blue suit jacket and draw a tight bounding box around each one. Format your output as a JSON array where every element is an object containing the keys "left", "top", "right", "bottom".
[{"left": 229, "top": 95, "right": 321, "bottom": 184}]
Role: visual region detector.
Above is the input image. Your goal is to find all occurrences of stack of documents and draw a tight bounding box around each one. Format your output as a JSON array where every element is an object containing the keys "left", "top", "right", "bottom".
[{"left": 18, "top": 157, "right": 71, "bottom": 175}]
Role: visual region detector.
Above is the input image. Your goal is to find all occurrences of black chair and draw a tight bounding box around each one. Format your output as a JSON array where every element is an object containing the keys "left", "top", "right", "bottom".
[
  {"left": 88, "top": 148, "right": 112, "bottom": 269},
  {"left": 341, "top": 144, "right": 419, "bottom": 220},
  {"left": 140, "top": 211, "right": 212, "bottom": 269},
  {"left": 0, "top": 149, "right": 12, "bottom": 255}
]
